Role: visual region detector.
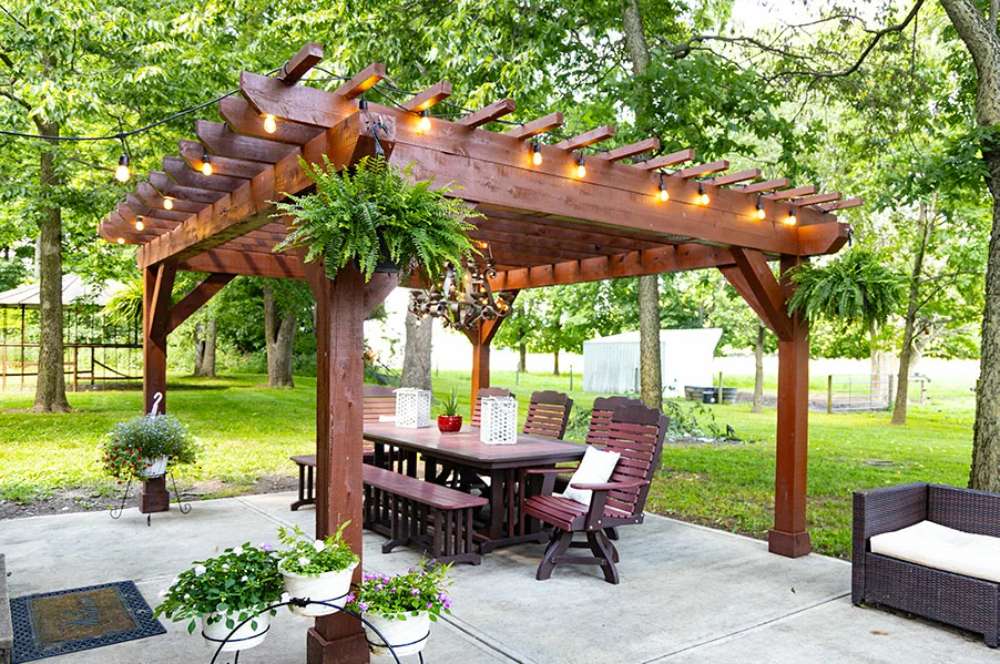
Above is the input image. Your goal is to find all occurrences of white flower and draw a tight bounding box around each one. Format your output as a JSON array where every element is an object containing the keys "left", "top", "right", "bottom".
[
  {"left": 233, "top": 545, "right": 244, "bottom": 556},
  {"left": 222, "top": 564, "right": 230, "bottom": 572},
  {"left": 281, "top": 592, "right": 291, "bottom": 603},
  {"left": 312, "top": 539, "right": 326, "bottom": 552},
  {"left": 194, "top": 565, "right": 206, "bottom": 576},
  {"left": 298, "top": 556, "right": 311, "bottom": 567},
  {"left": 241, "top": 575, "right": 248, "bottom": 583}
]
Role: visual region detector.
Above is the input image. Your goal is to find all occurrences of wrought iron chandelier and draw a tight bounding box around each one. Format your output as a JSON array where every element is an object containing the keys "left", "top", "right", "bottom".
[{"left": 408, "top": 246, "right": 515, "bottom": 331}]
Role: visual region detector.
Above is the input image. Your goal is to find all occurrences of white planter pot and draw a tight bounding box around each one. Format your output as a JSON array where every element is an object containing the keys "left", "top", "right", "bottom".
[
  {"left": 201, "top": 610, "right": 270, "bottom": 652},
  {"left": 139, "top": 456, "right": 168, "bottom": 478},
  {"left": 364, "top": 611, "right": 431, "bottom": 657},
  {"left": 281, "top": 562, "right": 357, "bottom": 617}
]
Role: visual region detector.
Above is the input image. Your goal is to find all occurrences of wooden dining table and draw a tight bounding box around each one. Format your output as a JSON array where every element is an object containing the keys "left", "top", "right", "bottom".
[{"left": 363, "top": 422, "right": 585, "bottom": 553}]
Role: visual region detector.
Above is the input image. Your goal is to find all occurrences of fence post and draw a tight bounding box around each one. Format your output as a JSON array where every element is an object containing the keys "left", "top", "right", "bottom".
[
  {"left": 826, "top": 375, "right": 833, "bottom": 414},
  {"left": 72, "top": 346, "right": 79, "bottom": 392},
  {"left": 887, "top": 374, "right": 895, "bottom": 412},
  {"left": 569, "top": 365, "right": 574, "bottom": 391}
]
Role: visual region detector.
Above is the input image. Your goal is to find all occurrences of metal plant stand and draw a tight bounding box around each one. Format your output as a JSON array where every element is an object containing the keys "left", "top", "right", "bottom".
[
  {"left": 109, "top": 470, "right": 191, "bottom": 526},
  {"left": 208, "top": 598, "right": 427, "bottom": 664}
]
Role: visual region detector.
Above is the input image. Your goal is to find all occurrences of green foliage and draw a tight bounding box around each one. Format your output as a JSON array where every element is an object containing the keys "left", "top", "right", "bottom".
[
  {"left": 99, "top": 414, "right": 198, "bottom": 480},
  {"left": 275, "top": 523, "right": 357, "bottom": 576},
  {"left": 787, "top": 249, "right": 906, "bottom": 331},
  {"left": 275, "top": 156, "right": 475, "bottom": 282},
  {"left": 347, "top": 563, "right": 451, "bottom": 621},
  {"left": 154, "top": 543, "right": 283, "bottom": 634},
  {"left": 662, "top": 400, "right": 740, "bottom": 441},
  {"left": 0, "top": 258, "right": 27, "bottom": 292},
  {"left": 438, "top": 388, "right": 460, "bottom": 417},
  {"left": 102, "top": 278, "right": 143, "bottom": 327}
]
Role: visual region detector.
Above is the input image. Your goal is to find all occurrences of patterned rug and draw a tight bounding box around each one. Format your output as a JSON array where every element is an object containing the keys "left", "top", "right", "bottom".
[{"left": 10, "top": 580, "right": 165, "bottom": 662}]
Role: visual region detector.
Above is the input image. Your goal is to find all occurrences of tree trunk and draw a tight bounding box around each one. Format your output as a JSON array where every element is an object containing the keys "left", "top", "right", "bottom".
[
  {"left": 193, "top": 320, "right": 217, "bottom": 377},
  {"left": 263, "top": 285, "right": 295, "bottom": 388},
  {"left": 33, "top": 121, "right": 69, "bottom": 412},
  {"left": 553, "top": 349, "right": 560, "bottom": 376},
  {"left": 622, "top": 0, "right": 663, "bottom": 408},
  {"left": 518, "top": 342, "right": 527, "bottom": 373},
  {"left": 939, "top": 0, "right": 1000, "bottom": 490},
  {"left": 892, "top": 204, "right": 932, "bottom": 425},
  {"left": 401, "top": 309, "right": 432, "bottom": 390},
  {"left": 752, "top": 323, "right": 765, "bottom": 413}
]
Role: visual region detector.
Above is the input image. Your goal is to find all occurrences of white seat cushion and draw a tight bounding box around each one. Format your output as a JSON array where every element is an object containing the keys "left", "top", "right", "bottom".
[
  {"left": 870, "top": 520, "right": 1000, "bottom": 583},
  {"left": 560, "top": 446, "right": 620, "bottom": 507}
]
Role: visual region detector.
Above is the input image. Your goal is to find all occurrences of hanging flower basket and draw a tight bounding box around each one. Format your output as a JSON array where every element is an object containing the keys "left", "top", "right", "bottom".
[
  {"left": 275, "top": 524, "right": 359, "bottom": 618},
  {"left": 201, "top": 610, "right": 271, "bottom": 652}
]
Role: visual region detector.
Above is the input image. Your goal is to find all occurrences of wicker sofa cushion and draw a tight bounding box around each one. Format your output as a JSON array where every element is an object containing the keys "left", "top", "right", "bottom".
[{"left": 870, "top": 519, "right": 1000, "bottom": 583}]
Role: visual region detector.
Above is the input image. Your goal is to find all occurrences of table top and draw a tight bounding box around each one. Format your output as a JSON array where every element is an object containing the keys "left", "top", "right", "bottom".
[{"left": 363, "top": 423, "right": 585, "bottom": 469}]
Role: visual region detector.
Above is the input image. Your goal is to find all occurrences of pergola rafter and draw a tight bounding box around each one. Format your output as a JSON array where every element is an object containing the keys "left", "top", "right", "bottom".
[{"left": 97, "top": 42, "right": 861, "bottom": 664}]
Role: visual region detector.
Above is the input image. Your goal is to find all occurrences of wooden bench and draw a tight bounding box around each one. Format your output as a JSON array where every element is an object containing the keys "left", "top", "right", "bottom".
[
  {"left": 289, "top": 450, "right": 374, "bottom": 511},
  {"left": 1, "top": 555, "right": 11, "bottom": 664},
  {"left": 362, "top": 464, "right": 487, "bottom": 565}
]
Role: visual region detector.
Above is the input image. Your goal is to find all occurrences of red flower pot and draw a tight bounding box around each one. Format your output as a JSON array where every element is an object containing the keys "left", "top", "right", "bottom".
[{"left": 437, "top": 415, "right": 463, "bottom": 433}]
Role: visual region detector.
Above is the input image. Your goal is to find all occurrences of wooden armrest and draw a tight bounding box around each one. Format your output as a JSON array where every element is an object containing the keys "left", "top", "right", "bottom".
[
  {"left": 525, "top": 465, "right": 579, "bottom": 476},
  {"left": 570, "top": 478, "right": 648, "bottom": 492}
]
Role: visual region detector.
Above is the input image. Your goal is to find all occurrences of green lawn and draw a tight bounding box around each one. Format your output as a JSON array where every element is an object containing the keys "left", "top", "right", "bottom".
[{"left": 0, "top": 370, "right": 976, "bottom": 559}]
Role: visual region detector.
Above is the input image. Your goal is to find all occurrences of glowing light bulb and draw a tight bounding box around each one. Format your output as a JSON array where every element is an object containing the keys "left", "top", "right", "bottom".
[
  {"left": 575, "top": 154, "right": 586, "bottom": 177},
  {"left": 532, "top": 142, "right": 543, "bottom": 166},
  {"left": 116, "top": 237, "right": 125, "bottom": 245},
  {"left": 754, "top": 206, "right": 766, "bottom": 220},
  {"left": 784, "top": 209, "right": 797, "bottom": 226},
  {"left": 115, "top": 154, "right": 130, "bottom": 182},
  {"left": 696, "top": 184, "right": 709, "bottom": 206},
  {"left": 263, "top": 113, "right": 277, "bottom": 134},
  {"left": 657, "top": 174, "right": 669, "bottom": 202},
  {"left": 201, "top": 155, "right": 213, "bottom": 176},
  {"left": 163, "top": 196, "right": 174, "bottom": 211},
  {"left": 417, "top": 110, "right": 431, "bottom": 132},
  {"left": 134, "top": 217, "right": 145, "bottom": 232}
]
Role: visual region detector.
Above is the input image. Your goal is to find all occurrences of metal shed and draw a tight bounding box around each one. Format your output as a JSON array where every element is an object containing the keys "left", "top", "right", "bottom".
[{"left": 583, "top": 328, "right": 723, "bottom": 396}]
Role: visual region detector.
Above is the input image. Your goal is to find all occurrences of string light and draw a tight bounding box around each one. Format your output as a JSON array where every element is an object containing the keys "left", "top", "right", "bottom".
[
  {"left": 754, "top": 195, "right": 766, "bottom": 220},
  {"left": 575, "top": 153, "right": 586, "bottom": 178},
  {"left": 134, "top": 216, "right": 145, "bottom": 232},
  {"left": 200, "top": 151, "right": 213, "bottom": 176},
  {"left": 784, "top": 208, "right": 797, "bottom": 225},
  {"left": 696, "top": 183, "right": 710, "bottom": 206},
  {"left": 657, "top": 173, "right": 669, "bottom": 202},
  {"left": 114, "top": 154, "right": 130, "bottom": 182},
  {"left": 532, "top": 141, "right": 543, "bottom": 166},
  {"left": 163, "top": 196, "right": 174, "bottom": 210},
  {"left": 263, "top": 113, "right": 277, "bottom": 134},
  {"left": 116, "top": 237, "right": 125, "bottom": 245},
  {"left": 417, "top": 110, "right": 431, "bottom": 132}
]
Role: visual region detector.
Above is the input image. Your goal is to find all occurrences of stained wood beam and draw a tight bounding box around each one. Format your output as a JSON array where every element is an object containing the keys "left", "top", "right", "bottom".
[
  {"left": 790, "top": 192, "right": 841, "bottom": 208},
  {"left": 401, "top": 81, "right": 452, "bottom": 112},
  {"left": 457, "top": 99, "right": 516, "bottom": 129},
  {"left": 137, "top": 181, "right": 206, "bottom": 214},
  {"left": 178, "top": 248, "right": 305, "bottom": 279},
  {"left": 146, "top": 261, "right": 176, "bottom": 338},
  {"left": 504, "top": 112, "right": 563, "bottom": 140},
  {"left": 633, "top": 148, "right": 695, "bottom": 171},
  {"left": 219, "top": 97, "right": 325, "bottom": 145},
  {"left": 729, "top": 247, "right": 793, "bottom": 340},
  {"left": 196, "top": 121, "right": 299, "bottom": 164},
  {"left": 819, "top": 197, "right": 863, "bottom": 212},
  {"left": 709, "top": 168, "right": 761, "bottom": 186},
  {"left": 168, "top": 273, "right": 235, "bottom": 333},
  {"left": 149, "top": 173, "right": 227, "bottom": 205},
  {"left": 279, "top": 42, "right": 323, "bottom": 84},
  {"left": 554, "top": 125, "right": 615, "bottom": 151},
  {"left": 764, "top": 185, "right": 816, "bottom": 201},
  {"left": 721, "top": 265, "right": 780, "bottom": 336},
  {"left": 740, "top": 178, "right": 791, "bottom": 194},
  {"left": 595, "top": 137, "right": 660, "bottom": 162},
  {"left": 333, "top": 62, "right": 386, "bottom": 99},
  {"left": 179, "top": 140, "right": 268, "bottom": 179},
  {"left": 163, "top": 156, "right": 246, "bottom": 192},
  {"left": 678, "top": 160, "right": 729, "bottom": 179}
]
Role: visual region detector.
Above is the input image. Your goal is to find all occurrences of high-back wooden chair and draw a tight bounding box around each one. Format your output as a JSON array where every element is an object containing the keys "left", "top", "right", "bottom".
[
  {"left": 471, "top": 387, "right": 513, "bottom": 427},
  {"left": 522, "top": 402, "right": 668, "bottom": 584},
  {"left": 585, "top": 396, "right": 645, "bottom": 446},
  {"left": 522, "top": 390, "right": 573, "bottom": 439}
]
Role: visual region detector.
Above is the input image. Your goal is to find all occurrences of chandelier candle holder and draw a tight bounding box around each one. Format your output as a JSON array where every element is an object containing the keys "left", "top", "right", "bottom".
[
  {"left": 408, "top": 247, "right": 516, "bottom": 332},
  {"left": 479, "top": 396, "right": 518, "bottom": 445},
  {"left": 394, "top": 388, "right": 432, "bottom": 429}
]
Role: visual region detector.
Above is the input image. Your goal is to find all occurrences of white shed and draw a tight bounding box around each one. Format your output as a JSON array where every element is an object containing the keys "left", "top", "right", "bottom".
[{"left": 583, "top": 328, "right": 723, "bottom": 395}]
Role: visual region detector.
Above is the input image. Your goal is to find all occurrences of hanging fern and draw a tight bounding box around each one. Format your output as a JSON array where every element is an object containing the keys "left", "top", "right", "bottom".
[{"left": 274, "top": 155, "right": 477, "bottom": 282}]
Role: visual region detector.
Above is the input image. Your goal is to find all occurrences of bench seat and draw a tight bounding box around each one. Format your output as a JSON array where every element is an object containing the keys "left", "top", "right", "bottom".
[
  {"left": 363, "top": 464, "right": 486, "bottom": 565},
  {"left": 289, "top": 449, "right": 373, "bottom": 511},
  {"left": 871, "top": 520, "right": 1000, "bottom": 583}
]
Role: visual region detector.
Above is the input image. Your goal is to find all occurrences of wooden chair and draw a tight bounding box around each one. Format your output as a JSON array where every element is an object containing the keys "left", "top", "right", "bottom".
[
  {"left": 522, "top": 403, "right": 668, "bottom": 584},
  {"left": 290, "top": 385, "right": 397, "bottom": 510},
  {"left": 471, "top": 387, "right": 513, "bottom": 426},
  {"left": 522, "top": 390, "right": 573, "bottom": 439}
]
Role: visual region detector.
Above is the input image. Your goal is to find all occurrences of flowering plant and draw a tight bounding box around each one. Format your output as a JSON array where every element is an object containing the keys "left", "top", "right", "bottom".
[
  {"left": 153, "top": 543, "right": 283, "bottom": 634},
  {"left": 100, "top": 414, "right": 198, "bottom": 479},
  {"left": 275, "top": 522, "right": 358, "bottom": 576},
  {"left": 346, "top": 563, "right": 452, "bottom": 621}
]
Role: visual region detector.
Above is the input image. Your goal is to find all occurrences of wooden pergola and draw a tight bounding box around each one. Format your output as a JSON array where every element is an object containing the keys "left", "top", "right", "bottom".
[{"left": 99, "top": 43, "right": 857, "bottom": 663}]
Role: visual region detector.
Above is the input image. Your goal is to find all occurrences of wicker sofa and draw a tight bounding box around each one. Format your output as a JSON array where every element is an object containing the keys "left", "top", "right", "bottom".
[{"left": 853, "top": 483, "right": 1000, "bottom": 647}]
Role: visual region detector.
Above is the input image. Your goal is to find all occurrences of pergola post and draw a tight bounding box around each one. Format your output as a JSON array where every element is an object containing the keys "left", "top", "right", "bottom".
[
  {"left": 141, "top": 261, "right": 176, "bottom": 513},
  {"left": 769, "top": 256, "right": 811, "bottom": 557},
  {"left": 463, "top": 294, "right": 517, "bottom": 413},
  {"left": 306, "top": 263, "right": 396, "bottom": 664}
]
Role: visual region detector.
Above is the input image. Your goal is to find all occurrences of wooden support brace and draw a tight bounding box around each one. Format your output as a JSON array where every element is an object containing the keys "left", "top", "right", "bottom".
[
  {"left": 729, "top": 247, "right": 793, "bottom": 341},
  {"left": 168, "top": 273, "right": 235, "bottom": 333}
]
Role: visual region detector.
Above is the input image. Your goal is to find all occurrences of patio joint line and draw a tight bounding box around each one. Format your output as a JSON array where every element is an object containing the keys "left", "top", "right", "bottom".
[{"left": 639, "top": 591, "right": 851, "bottom": 663}]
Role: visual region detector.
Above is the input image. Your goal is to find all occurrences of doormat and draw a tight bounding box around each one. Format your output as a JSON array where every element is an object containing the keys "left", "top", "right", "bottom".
[{"left": 9, "top": 580, "right": 165, "bottom": 662}]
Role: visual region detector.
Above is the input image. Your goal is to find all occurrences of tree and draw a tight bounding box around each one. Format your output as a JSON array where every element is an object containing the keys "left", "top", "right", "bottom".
[
  {"left": 400, "top": 309, "right": 432, "bottom": 390},
  {"left": 492, "top": 292, "right": 539, "bottom": 373},
  {"left": 261, "top": 281, "right": 310, "bottom": 388}
]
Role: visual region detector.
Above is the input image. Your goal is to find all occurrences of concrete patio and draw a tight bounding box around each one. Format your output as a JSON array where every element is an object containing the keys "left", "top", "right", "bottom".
[{"left": 1, "top": 491, "right": 992, "bottom": 663}]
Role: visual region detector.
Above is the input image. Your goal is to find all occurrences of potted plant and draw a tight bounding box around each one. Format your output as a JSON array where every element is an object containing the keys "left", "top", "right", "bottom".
[
  {"left": 437, "top": 388, "right": 463, "bottom": 432},
  {"left": 347, "top": 564, "right": 451, "bottom": 657},
  {"left": 274, "top": 155, "right": 476, "bottom": 283},
  {"left": 276, "top": 523, "right": 358, "bottom": 617},
  {"left": 154, "top": 543, "right": 283, "bottom": 653},
  {"left": 100, "top": 414, "right": 197, "bottom": 480}
]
